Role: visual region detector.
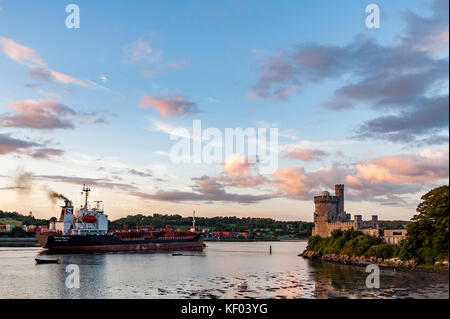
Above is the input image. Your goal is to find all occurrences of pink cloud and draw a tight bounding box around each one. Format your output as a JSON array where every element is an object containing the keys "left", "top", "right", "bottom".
[
  {"left": 353, "top": 149, "right": 449, "bottom": 185},
  {"left": 0, "top": 133, "right": 64, "bottom": 160},
  {"left": 139, "top": 95, "right": 199, "bottom": 118},
  {"left": 283, "top": 148, "right": 327, "bottom": 161},
  {"left": 29, "top": 148, "right": 65, "bottom": 159},
  {"left": 223, "top": 154, "right": 251, "bottom": 177},
  {"left": 0, "top": 37, "right": 88, "bottom": 87},
  {"left": 0, "top": 37, "right": 46, "bottom": 67},
  {"left": 0, "top": 99, "right": 108, "bottom": 130},
  {"left": 272, "top": 166, "right": 308, "bottom": 196},
  {"left": 1, "top": 99, "right": 75, "bottom": 129},
  {"left": 168, "top": 58, "right": 192, "bottom": 70},
  {"left": 219, "top": 154, "right": 268, "bottom": 188},
  {"left": 29, "top": 67, "right": 88, "bottom": 87},
  {"left": 0, "top": 133, "right": 40, "bottom": 155},
  {"left": 271, "top": 148, "right": 449, "bottom": 203}
]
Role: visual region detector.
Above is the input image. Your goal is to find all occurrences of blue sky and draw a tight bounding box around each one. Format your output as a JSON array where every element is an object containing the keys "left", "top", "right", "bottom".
[{"left": 0, "top": 0, "right": 448, "bottom": 221}]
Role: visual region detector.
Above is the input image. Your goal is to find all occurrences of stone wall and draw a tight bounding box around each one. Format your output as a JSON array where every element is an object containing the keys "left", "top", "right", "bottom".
[
  {"left": 312, "top": 221, "right": 357, "bottom": 237},
  {"left": 383, "top": 229, "right": 407, "bottom": 245}
]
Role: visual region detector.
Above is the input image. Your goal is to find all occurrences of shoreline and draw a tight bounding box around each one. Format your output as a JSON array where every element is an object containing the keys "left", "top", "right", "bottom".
[
  {"left": 203, "top": 238, "right": 281, "bottom": 242},
  {"left": 299, "top": 249, "right": 450, "bottom": 273},
  {"left": 203, "top": 238, "right": 307, "bottom": 242},
  {"left": 0, "top": 237, "right": 39, "bottom": 247}
]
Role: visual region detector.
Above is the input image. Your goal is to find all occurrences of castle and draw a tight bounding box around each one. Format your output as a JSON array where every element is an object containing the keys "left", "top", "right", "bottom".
[{"left": 311, "top": 184, "right": 406, "bottom": 244}]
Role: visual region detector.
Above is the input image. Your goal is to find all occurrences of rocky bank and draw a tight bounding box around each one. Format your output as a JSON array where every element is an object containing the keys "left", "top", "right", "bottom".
[{"left": 299, "top": 249, "right": 449, "bottom": 272}]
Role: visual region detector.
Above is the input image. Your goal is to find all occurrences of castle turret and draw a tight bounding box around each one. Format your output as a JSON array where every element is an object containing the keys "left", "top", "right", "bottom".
[
  {"left": 335, "top": 184, "right": 344, "bottom": 220},
  {"left": 312, "top": 191, "right": 339, "bottom": 236}
]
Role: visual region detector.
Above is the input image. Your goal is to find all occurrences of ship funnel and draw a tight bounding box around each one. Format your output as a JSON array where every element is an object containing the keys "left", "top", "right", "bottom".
[
  {"left": 64, "top": 199, "right": 73, "bottom": 207},
  {"left": 59, "top": 200, "right": 74, "bottom": 221}
]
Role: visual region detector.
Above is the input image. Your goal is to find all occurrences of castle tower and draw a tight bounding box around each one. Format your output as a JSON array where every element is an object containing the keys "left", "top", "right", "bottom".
[
  {"left": 335, "top": 184, "right": 344, "bottom": 220},
  {"left": 312, "top": 191, "right": 339, "bottom": 236}
]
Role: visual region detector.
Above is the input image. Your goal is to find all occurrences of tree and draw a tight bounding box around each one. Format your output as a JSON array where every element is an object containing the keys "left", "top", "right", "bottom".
[{"left": 399, "top": 185, "right": 449, "bottom": 264}]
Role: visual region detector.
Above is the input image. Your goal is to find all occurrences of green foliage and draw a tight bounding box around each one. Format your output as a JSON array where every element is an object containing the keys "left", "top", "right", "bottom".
[
  {"left": 109, "top": 214, "right": 314, "bottom": 237},
  {"left": 367, "top": 244, "right": 396, "bottom": 259},
  {"left": 307, "top": 229, "right": 392, "bottom": 258},
  {"left": 0, "top": 210, "right": 48, "bottom": 226},
  {"left": 399, "top": 185, "right": 449, "bottom": 264}
]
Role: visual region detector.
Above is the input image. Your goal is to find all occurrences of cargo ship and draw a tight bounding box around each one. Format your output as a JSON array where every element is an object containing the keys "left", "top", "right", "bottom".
[{"left": 36, "top": 185, "right": 205, "bottom": 252}]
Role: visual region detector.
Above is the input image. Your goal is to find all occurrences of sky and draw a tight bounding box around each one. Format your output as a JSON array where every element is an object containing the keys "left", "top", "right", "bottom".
[{"left": 0, "top": 0, "right": 448, "bottom": 222}]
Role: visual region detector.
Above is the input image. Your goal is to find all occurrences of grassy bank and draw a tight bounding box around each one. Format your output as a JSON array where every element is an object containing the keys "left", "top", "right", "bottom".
[{"left": 307, "top": 229, "right": 398, "bottom": 259}]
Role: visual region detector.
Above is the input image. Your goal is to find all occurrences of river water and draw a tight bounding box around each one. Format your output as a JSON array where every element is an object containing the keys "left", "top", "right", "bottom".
[{"left": 0, "top": 241, "right": 448, "bottom": 299}]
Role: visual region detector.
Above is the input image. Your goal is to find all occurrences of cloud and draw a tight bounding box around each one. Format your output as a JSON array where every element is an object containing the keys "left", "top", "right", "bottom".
[
  {"left": 1, "top": 99, "right": 75, "bottom": 129},
  {"left": 271, "top": 148, "right": 448, "bottom": 204},
  {"left": 283, "top": 148, "right": 327, "bottom": 162},
  {"left": 354, "top": 94, "right": 449, "bottom": 143},
  {"left": 247, "top": 0, "right": 449, "bottom": 144},
  {"left": 0, "top": 37, "right": 88, "bottom": 87},
  {"left": 168, "top": 58, "right": 192, "bottom": 70},
  {"left": 0, "top": 37, "right": 45, "bottom": 67},
  {"left": 140, "top": 95, "right": 200, "bottom": 118},
  {"left": 128, "top": 168, "right": 152, "bottom": 177},
  {"left": 35, "top": 175, "right": 139, "bottom": 192},
  {"left": 0, "top": 133, "right": 64, "bottom": 160},
  {"left": 29, "top": 148, "right": 65, "bottom": 160},
  {"left": 0, "top": 98, "right": 108, "bottom": 130},
  {"left": 0, "top": 133, "right": 40, "bottom": 155},
  {"left": 352, "top": 149, "right": 449, "bottom": 185},
  {"left": 28, "top": 67, "right": 88, "bottom": 87},
  {"left": 130, "top": 175, "right": 272, "bottom": 204},
  {"left": 129, "top": 155, "right": 272, "bottom": 204},
  {"left": 223, "top": 154, "right": 251, "bottom": 177},
  {"left": 249, "top": 1, "right": 448, "bottom": 101},
  {"left": 400, "top": 0, "right": 449, "bottom": 53},
  {"left": 272, "top": 165, "right": 350, "bottom": 200},
  {"left": 123, "top": 40, "right": 161, "bottom": 63},
  {"left": 218, "top": 154, "right": 268, "bottom": 188}
]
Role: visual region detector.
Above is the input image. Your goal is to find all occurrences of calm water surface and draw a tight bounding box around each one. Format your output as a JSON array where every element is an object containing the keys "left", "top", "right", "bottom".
[{"left": 0, "top": 241, "right": 448, "bottom": 299}]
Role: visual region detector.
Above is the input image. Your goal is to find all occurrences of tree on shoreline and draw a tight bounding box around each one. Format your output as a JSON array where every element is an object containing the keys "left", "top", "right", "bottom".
[{"left": 399, "top": 185, "right": 449, "bottom": 264}]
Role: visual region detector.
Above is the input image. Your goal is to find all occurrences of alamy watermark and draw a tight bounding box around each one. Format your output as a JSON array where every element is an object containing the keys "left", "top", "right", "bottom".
[
  {"left": 365, "top": 4, "right": 380, "bottom": 29},
  {"left": 168, "top": 120, "right": 279, "bottom": 174},
  {"left": 365, "top": 264, "right": 380, "bottom": 289},
  {"left": 65, "top": 4, "right": 80, "bottom": 29},
  {"left": 65, "top": 264, "right": 80, "bottom": 289}
]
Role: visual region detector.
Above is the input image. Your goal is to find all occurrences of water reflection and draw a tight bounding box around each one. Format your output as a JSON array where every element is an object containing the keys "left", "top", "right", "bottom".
[
  {"left": 308, "top": 259, "right": 449, "bottom": 299},
  {"left": 0, "top": 243, "right": 448, "bottom": 299}
]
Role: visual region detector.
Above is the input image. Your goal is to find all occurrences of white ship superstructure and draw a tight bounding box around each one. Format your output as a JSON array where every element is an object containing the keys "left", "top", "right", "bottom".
[{"left": 49, "top": 184, "right": 109, "bottom": 235}]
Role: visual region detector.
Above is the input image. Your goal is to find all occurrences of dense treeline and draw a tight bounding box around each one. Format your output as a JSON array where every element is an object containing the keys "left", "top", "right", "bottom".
[
  {"left": 0, "top": 210, "right": 49, "bottom": 226},
  {"left": 109, "top": 214, "right": 314, "bottom": 237},
  {"left": 308, "top": 229, "right": 396, "bottom": 259},
  {"left": 307, "top": 185, "right": 449, "bottom": 265},
  {"left": 398, "top": 185, "right": 449, "bottom": 264}
]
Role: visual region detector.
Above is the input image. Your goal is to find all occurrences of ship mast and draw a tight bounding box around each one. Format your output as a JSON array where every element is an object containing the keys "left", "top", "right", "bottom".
[
  {"left": 81, "top": 184, "right": 91, "bottom": 209},
  {"left": 192, "top": 211, "right": 196, "bottom": 232}
]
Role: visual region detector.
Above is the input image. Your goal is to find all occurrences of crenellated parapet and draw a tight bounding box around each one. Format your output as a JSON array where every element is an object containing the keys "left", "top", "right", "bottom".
[{"left": 312, "top": 184, "right": 379, "bottom": 237}]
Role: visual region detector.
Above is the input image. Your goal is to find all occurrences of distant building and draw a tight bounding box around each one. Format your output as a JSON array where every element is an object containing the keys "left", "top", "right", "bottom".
[
  {"left": 311, "top": 184, "right": 407, "bottom": 244},
  {"left": 382, "top": 229, "right": 408, "bottom": 245}
]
